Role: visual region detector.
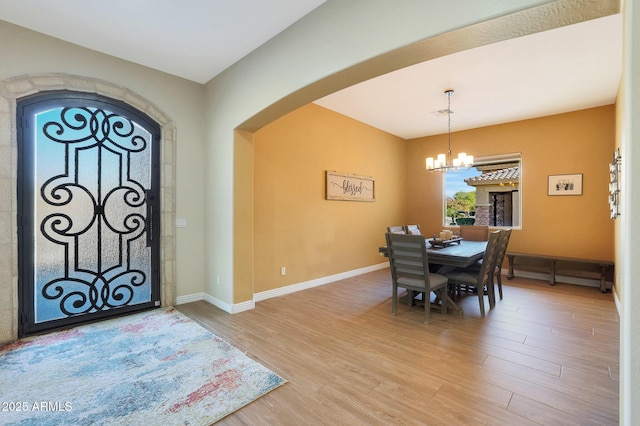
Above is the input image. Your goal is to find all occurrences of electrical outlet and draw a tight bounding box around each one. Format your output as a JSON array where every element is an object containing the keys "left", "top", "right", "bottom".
[
  {"left": 280, "top": 267, "right": 286, "bottom": 276},
  {"left": 216, "top": 276, "right": 220, "bottom": 285}
]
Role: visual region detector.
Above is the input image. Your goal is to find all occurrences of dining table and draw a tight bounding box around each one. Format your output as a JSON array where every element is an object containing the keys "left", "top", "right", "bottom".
[
  {"left": 379, "top": 238, "right": 488, "bottom": 315},
  {"left": 424, "top": 240, "right": 487, "bottom": 269},
  {"left": 379, "top": 238, "right": 487, "bottom": 267}
]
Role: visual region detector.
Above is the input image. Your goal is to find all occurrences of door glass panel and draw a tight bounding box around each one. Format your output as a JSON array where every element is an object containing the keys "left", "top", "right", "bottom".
[{"left": 30, "top": 106, "right": 154, "bottom": 324}]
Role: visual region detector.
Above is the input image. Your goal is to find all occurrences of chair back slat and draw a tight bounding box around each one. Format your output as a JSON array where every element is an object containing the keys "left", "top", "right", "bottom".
[
  {"left": 494, "top": 229, "right": 512, "bottom": 269},
  {"left": 385, "top": 233, "right": 430, "bottom": 285},
  {"left": 491, "top": 228, "right": 512, "bottom": 301},
  {"left": 460, "top": 225, "right": 489, "bottom": 241},
  {"left": 404, "top": 224, "right": 422, "bottom": 235},
  {"left": 387, "top": 226, "right": 406, "bottom": 234},
  {"left": 476, "top": 231, "right": 501, "bottom": 287}
]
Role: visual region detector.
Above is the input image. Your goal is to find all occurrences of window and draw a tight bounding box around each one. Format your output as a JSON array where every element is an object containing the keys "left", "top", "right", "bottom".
[{"left": 444, "top": 153, "right": 521, "bottom": 228}]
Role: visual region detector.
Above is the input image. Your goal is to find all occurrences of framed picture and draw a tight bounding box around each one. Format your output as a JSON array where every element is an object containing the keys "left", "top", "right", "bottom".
[
  {"left": 548, "top": 173, "right": 582, "bottom": 196},
  {"left": 325, "top": 171, "right": 375, "bottom": 201}
]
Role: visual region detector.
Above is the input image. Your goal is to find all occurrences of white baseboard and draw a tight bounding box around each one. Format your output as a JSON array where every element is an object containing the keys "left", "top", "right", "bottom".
[
  {"left": 202, "top": 293, "right": 234, "bottom": 313},
  {"left": 254, "top": 262, "right": 389, "bottom": 302},
  {"left": 176, "top": 292, "right": 205, "bottom": 305},
  {"left": 175, "top": 292, "right": 245, "bottom": 314},
  {"left": 231, "top": 299, "right": 256, "bottom": 313},
  {"left": 174, "top": 262, "right": 389, "bottom": 313}
]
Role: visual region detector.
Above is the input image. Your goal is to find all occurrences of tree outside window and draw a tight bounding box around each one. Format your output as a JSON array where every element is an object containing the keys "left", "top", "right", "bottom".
[{"left": 445, "top": 168, "right": 479, "bottom": 225}]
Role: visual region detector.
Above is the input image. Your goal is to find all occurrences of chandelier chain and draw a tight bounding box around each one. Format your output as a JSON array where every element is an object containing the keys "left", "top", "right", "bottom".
[
  {"left": 425, "top": 89, "right": 473, "bottom": 172},
  {"left": 447, "top": 90, "right": 452, "bottom": 157}
]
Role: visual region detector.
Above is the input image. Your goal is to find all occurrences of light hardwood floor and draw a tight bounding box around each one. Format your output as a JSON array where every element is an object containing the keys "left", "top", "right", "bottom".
[{"left": 177, "top": 269, "right": 619, "bottom": 425}]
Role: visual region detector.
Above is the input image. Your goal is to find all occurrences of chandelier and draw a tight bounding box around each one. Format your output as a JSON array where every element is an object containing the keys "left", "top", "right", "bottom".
[{"left": 425, "top": 89, "right": 473, "bottom": 172}]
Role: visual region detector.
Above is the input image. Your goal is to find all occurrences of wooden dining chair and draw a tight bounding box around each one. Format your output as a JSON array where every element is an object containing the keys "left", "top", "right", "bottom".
[
  {"left": 443, "top": 230, "right": 501, "bottom": 317},
  {"left": 387, "top": 225, "right": 406, "bottom": 234},
  {"left": 385, "top": 233, "right": 448, "bottom": 323},
  {"left": 463, "top": 228, "right": 512, "bottom": 305},
  {"left": 492, "top": 229, "right": 512, "bottom": 301},
  {"left": 459, "top": 225, "right": 489, "bottom": 241},
  {"left": 404, "top": 224, "right": 422, "bottom": 235}
]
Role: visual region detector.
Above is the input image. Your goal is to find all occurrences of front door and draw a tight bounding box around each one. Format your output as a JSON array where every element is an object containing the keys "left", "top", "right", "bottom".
[
  {"left": 17, "top": 92, "right": 161, "bottom": 336},
  {"left": 489, "top": 191, "right": 513, "bottom": 227}
]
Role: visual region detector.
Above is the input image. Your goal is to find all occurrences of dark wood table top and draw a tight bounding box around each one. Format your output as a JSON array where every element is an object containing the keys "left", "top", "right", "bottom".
[
  {"left": 426, "top": 239, "right": 487, "bottom": 268},
  {"left": 379, "top": 239, "right": 487, "bottom": 268}
]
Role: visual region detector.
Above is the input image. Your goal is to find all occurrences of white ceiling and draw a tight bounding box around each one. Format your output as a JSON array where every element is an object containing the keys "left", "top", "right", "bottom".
[
  {"left": 0, "top": 0, "right": 326, "bottom": 84},
  {"left": 0, "top": 3, "right": 622, "bottom": 139},
  {"left": 315, "top": 14, "right": 623, "bottom": 139}
]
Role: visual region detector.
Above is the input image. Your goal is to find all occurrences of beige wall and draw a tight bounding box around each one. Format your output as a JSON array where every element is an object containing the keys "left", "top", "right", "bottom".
[
  {"left": 253, "top": 104, "right": 406, "bottom": 293},
  {"left": 0, "top": 20, "right": 206, "bottom": 301},
  {"left": 408, "top": 106, "right": 616, "bottom": 261}
]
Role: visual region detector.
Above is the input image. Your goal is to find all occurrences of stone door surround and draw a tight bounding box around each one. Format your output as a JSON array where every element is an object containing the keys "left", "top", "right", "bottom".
[{"left": 0, "top": 74, "right": 177, "bottom": 342}]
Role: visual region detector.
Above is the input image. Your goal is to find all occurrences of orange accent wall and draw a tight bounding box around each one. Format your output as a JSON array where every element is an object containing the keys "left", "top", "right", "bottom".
[
  {"left": 253, "top": 104, "right": 406, "bottom": 293},
  {"left": 407, "top": 105, "right": 616, "bottom": 260},
  {"left": 254, "top": 104, "right": 615, "bottom": 294},
  {"left": 234, "top": 130, "right": 255, "bottom": 303}
]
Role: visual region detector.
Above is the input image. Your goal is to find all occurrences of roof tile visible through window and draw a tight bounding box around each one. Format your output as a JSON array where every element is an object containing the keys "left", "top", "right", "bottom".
[{"left": 465, "top": 166, "right": 520, "bottom": 183}]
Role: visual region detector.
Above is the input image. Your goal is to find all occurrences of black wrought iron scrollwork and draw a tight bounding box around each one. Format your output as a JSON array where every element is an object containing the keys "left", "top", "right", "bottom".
[
  {"left": 42, "top": 107, "right": 147, "bottom": 152},
  {"left": 38, "top": 106, "right": 151, "bottom": 316},
  {"left": 41, "top": 270, "right": 146, "bottom": 315}
]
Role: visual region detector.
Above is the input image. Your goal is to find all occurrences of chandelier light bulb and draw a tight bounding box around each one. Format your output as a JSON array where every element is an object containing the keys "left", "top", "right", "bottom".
[{"left": 425, "top": 89, "right": 474, "bottom": 172}]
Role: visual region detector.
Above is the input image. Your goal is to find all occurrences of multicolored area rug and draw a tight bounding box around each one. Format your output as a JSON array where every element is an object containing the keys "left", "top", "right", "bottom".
[{"left": 0, "top": 307, "right": 286, "bottom": 425}]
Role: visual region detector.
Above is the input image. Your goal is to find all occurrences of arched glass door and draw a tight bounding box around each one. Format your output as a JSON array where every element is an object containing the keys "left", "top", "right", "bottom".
[{"left": 17, "top": 92, "right": 161, "bottom": 336}]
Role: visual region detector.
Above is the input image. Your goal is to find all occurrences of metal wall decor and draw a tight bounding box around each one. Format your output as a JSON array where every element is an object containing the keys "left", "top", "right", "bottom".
[{"left": 609, "top": 148, "right": 621, "bottom": 219}]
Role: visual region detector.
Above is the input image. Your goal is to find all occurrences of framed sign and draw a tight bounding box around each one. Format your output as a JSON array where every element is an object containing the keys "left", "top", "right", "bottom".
[
  {"left": 325, "top": 171, "right": 375, "bottom": 201},
  {"left": 548, "top": 173, "right": 582, "bottom": 196}
]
